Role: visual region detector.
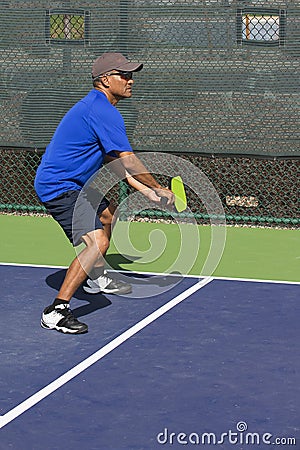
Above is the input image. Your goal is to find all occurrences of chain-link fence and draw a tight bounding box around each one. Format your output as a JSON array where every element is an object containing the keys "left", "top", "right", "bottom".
[
  {"left": 1, "top": 148, "right": 298, "bottom": 227},
  {"left": 0, "top": 1, "right": 299, "bottom": 227}
]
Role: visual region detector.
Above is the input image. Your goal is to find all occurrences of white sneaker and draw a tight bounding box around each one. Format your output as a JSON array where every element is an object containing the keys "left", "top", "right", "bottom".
[
  {"left": 83, "top": 272, "right": 132, "bottom": 295},
  {"left": 41, "top": 304, "right": 88, "bottom": 334}
]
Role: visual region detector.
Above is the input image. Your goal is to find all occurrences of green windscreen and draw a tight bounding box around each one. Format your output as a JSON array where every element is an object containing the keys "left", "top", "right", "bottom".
[{"left": 0, "top": 0, "right": 299, "bottom": 157}]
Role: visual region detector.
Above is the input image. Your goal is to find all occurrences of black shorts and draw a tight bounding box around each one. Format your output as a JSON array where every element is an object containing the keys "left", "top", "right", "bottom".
[{"left": 43, "top": 189, "right": 110, "bottom": 247}]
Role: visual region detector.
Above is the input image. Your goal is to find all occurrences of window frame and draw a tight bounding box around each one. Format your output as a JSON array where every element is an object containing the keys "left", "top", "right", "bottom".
[
  {"left": 45, "top": 9, "right": 90, "bottom": 46},
  {"left": 236, "top": 8, "right": 286, "bottom": 47}
]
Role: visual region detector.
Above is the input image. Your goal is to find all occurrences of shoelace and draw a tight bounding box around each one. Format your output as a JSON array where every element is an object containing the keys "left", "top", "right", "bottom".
[
  {"left": 57, "top": 305, "right": 75, "bottom": 319},
  {"left": 93, "top": 274, "right": 115, "bottom": 287},
  {"left": 102, "top": 275, "right": 124, "bottom": 287}
]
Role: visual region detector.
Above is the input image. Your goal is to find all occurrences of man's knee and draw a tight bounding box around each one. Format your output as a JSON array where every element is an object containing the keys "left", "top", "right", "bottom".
[
  {"left": 82, "top": 228, "right": 110, "bottom": 253},
  {"left": 99, "top": 204, "right": 117, "bottom": 226}
]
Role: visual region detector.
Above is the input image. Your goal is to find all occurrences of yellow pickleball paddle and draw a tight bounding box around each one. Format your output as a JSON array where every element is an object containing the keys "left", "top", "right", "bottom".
[{"left": 171, "top": 176, "right": 187, "bottom": 212}]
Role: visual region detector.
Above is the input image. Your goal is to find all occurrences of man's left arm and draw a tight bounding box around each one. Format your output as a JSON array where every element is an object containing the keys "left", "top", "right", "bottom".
[{"left": 113, "top": 151, "right": 174, "bottom": 205}]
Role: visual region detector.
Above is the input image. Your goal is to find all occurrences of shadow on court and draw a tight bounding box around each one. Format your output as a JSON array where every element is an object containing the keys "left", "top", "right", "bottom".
[
  {"left": 105, "top": 252, "right": 140, "bottom": 271},
  {"left": 45, "top": 269, "right": 112, "bottom": 318},
  {"left": 45, "top": 264, "right": 185, "bottom": 314}
]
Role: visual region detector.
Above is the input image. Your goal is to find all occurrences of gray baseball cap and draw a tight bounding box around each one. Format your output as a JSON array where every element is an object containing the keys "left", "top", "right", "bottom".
[{"left": 92, "top": 52, "right": 143, "bottom": 78}]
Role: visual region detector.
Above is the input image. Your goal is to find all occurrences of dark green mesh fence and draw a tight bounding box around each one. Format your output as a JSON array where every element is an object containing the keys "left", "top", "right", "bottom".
[{"left": 0, "top": 1, "right": 299, "bottom": 226}]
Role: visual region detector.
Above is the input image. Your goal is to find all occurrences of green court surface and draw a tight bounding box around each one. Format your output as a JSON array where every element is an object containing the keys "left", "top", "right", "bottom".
[{"left": 0, "top": 214, "right": 299, "bottom": 282}]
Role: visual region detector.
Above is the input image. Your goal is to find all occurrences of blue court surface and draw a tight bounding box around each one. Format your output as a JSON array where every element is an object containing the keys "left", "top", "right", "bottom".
[{"left": 0, "top": 264, "right": 299, "bottom": 450}]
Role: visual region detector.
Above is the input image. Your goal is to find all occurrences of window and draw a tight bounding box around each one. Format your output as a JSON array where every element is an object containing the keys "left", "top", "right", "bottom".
[
  {"left": 46, "top": 10, "right": 90, "bottom": 45},
  {"left": 237, "top": 8, "right": 286, "bottom": 46}
]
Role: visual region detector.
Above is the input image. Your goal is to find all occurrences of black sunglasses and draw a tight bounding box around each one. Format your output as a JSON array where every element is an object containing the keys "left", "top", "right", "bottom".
[{"left": 104, "top": 71, "right": 133, "bottom": 81}]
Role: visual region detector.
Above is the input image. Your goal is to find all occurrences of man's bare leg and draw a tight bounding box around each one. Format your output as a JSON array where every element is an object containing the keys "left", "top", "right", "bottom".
[{"left": 57, "top": 228, "right": 109, "bottom": 301}]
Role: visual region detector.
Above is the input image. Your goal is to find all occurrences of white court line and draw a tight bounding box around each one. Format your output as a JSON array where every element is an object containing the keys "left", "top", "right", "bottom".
[
  {"left": 0, "top": 262, "right": 67, "bottom": 269},
  {"left": 0, "top": 276, "right": 213, "bottom": 430},
  {"left": 213, "top": 276, "right": 300, "bottom": 285},
  {"left": 0, "top": 262, "right": 299, "bottom": 285}
]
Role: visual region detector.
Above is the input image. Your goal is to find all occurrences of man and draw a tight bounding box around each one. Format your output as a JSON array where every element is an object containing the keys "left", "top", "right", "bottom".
[{"left": 34, "top": 52, "right": 174, "bottom": 335}]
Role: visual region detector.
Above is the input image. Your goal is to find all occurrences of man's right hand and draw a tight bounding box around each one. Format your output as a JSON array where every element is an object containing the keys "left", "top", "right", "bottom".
[{"left": 154, "top": 188, "right": 175, "bottom": 207}]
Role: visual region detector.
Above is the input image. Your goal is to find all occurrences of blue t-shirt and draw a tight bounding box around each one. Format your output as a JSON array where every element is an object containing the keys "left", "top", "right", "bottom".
[{"left": 34, "top": 89, "right": 132, "bottom": 202}]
